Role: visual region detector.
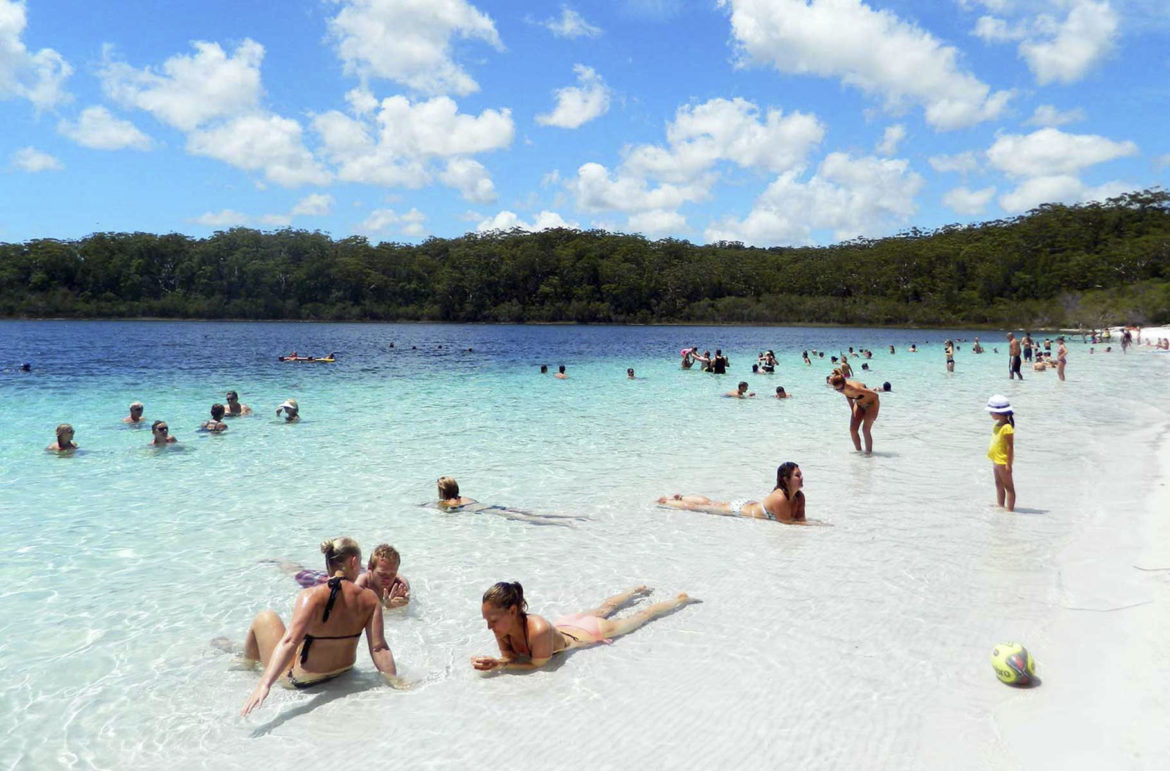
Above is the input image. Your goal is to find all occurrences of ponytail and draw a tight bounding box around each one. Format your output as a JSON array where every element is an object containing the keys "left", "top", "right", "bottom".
[
  {"left": 482, "top": 581, "right": 527, "bottom": 614},
  {"left": 320, "top": 536, "right": 361, "bottom": 576}
]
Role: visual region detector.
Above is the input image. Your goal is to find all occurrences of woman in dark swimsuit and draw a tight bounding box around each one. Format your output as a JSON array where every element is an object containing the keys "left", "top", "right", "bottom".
[{"left": 240, "top": 537, "right": 399, "bottom": 715}]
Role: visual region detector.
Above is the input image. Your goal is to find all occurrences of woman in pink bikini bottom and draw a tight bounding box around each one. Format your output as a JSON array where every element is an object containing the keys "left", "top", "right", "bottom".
[{"left": 471, "top": 582, "right": 696, "bottom": 672}]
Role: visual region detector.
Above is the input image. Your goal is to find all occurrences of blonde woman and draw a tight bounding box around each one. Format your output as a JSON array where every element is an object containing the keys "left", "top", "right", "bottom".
[
  {"left": 431, "top": 477, "right": 584, "bottom": 526},
  {"left": 240, "top": 537, "right": 398, "bottom": 715},
  {"left": 47, "top": 424, "right": 78, "bottom": 452},
  {"left": 471, "top": 582, "right": 695, "bottom": 672},
  {"left": 828, "top": 370, "right": 880, "bottom": 454}
]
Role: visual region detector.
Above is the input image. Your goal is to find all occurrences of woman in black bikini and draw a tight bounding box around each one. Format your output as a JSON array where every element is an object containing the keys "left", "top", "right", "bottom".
[
  {"left": 240, "top": 537, "right": 398, "bottom": 715},
  {"left": 828, "top": 370, "right": 880, "bottom": 454}
]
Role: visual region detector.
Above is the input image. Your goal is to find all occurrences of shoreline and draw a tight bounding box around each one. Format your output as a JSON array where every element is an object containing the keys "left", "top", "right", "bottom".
[
  {"left": 0, "top": 315, "right": 1115, "bottom": 333},
  {"left": 994, "top": 414, "right": 1170, "bottom": 767}
]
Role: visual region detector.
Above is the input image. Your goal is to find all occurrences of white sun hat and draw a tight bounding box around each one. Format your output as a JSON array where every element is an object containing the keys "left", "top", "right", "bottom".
[{"left": 985, "top": 394, "right": 1012, "bottom": 413}]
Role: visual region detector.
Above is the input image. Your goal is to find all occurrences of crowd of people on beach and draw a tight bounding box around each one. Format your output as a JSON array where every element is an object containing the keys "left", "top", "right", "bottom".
[{"left": 39, "top": 326, "right": 1137, "bottom": 715}]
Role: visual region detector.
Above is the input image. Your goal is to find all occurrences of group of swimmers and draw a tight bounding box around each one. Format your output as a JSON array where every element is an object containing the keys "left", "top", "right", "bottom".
[{"left": 46, "top": 391, "right": 300, "bottom": 452}]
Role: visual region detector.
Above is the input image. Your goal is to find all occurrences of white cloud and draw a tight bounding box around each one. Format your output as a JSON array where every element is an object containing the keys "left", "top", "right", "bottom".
[
  {"left": 259, "top": 213, "right": 292, "bottom": 227},
  {"left": 929, "top": 151, "right": 980, "bottom": 174},
  {"left": 540, "top": 6, "right": 602, "bottom": 38},
  {"left": 569, "top": 161, "right": 706, "bottom": 214},
  {"left": 291, "top": 193, "right": 334, "bottom": 216},
  {"left": 314, "top": 94, "right": 512, "bottom": 192},
  {"left": 100, "top": 40, "right": 263, "bottom": 131},
  {"left": 476, "top": 210, "right": 578, "bottom": 232},
  {"left": 628, "top": 209, "right": 687, "bottom": 236},
  {"left": 1020, "top": 0, "right": 1118, "bottom": 85},
  {"left": 360, "top": 206, "right": 428, "bottom": 236},
  {"left": 1155, "top": 154, "right": 1170, "bottom": 171},
  {"left": 624, "top": 97, "right": 824, "bottom": 184},
  {"left": 536, "top": 64, "right": 611, "bottom": 129},
  {"left": 876, "top": 124, "right": 906, "bottom": 156},
  {"left": 704, "top": 153, "right": 925, "bottom": 246},
  {"left": 1025, "top": 104, "right": 1086, "bottom": 127},
  {"left": 187, "top": 114, "right": 330, "bottom": 187},
  {"left": 998, "top": 174, "right": 1084, "bottom": 212},
  {"left": 191, "top": 209, "right": 251, "bottom": 227},
  {"left": 328, "top": 0, "right": 502, "bottom": 96},
  {"left": 987, "top": 128, "right": 1137, "bottom": 178},
  {"left": 972, "top": 1, "right": 1118, "bottom": 85},
  {"left": 10, "top": 145, "right": 62, "bottom": 172},
  {"left": 943, "top": 185, "right": 997, "bottom": 215},
  {"left": 439, "top": 157, "right": 496, "bottom": 202},
  {"left": 0, "top": 0, "right": 72, "bottom": 110},
  {"left": 721, "top": 0, "right": 1010, "bottom": 130},
  {"left": 58, "top": 106, "right": 151, "bottom": 150}
]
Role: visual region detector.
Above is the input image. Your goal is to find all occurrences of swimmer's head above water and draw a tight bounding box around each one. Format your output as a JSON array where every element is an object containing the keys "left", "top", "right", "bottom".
[{"left": 437, "top": 475, "right": 460, "bottom": 501}]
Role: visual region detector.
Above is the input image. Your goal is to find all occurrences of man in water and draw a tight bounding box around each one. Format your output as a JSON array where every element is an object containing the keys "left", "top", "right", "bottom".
[
  {"left": 224, "top": 390, "right": 252, "bottom": 416},
  {"left": 555, "top": 365, "right": 568, "bottom": 379},
  {"left": 725, "top": 381, "right": 754, "bottom": 398},
  {"left": 1006, "top": 333, "right": 1023, "bottom": 380},
  {"left": 1022, "top": 333, "right": 1034, "bottom": 362},
  {"left": 627, "top": 368, "right": 636, "bottom": 379},
  {"left": 123, "top": 402, "right": 146, "bottom": 424}
]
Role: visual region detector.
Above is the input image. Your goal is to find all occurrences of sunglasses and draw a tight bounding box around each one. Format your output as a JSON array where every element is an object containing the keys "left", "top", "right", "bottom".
[{"left": 156, "top": 426, "right": 169, "bottom": 433}]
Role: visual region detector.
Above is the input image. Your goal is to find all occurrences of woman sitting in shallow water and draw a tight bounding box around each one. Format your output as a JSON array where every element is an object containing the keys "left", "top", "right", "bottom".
[
  {"left": 656, "top": 462, "right": 813, "bottom": 524},
  {"left": 240, "top": 537, "right": 399, "bottom": 715},
  {"left": 471, "top": 582, "right": 696, "bottom": 672},
  {"left": 430, "top": 476, "right": 585, "bottom": 526}
]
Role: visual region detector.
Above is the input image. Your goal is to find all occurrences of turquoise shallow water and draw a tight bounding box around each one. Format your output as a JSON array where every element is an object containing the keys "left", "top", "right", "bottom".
[{"left": 0, "top": 321, "right": 1166, "bottom": 769}]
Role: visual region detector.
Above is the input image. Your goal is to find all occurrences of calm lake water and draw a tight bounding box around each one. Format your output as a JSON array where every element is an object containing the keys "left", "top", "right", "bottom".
[{"left": 0, "top": 321, "right": 1165, "bottom": 769}]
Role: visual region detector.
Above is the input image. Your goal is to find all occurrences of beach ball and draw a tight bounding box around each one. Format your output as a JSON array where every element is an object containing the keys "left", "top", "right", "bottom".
[{"left": 991, "top": 642, "right": 1037, "bottom": 687}]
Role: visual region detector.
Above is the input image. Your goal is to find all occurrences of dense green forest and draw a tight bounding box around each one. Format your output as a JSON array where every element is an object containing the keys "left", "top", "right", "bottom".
[{"left": 2, "top": 189, "right": 1168, "bottom": 327}]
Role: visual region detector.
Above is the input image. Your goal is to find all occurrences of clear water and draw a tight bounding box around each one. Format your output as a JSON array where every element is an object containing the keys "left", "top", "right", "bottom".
[{"left": 0, "top": 321, "right": 1165, "bottom": 769}]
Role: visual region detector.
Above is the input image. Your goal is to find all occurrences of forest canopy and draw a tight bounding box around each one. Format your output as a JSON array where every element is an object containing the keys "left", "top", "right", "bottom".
[{"left": 2, "top": 189, "right": 1168, "bottom": 328}]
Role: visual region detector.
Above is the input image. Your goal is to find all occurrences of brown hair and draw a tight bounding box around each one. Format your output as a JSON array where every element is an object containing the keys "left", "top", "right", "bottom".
[
  {"left": 367, "top": 543, "right": 400, "bottom": 570},
  {"left": 482, "top": 581, "right": 527, "bottom": 613},
  {"left": 320, "top": 536, "right": 361, "bottom": 575},
  {"left": 56, "top": 423, "right": 73, "bottom": 439},
  {"left": 437, "top": 476, "right": 460, "bottom": 500},
  {"left": 210, "top": 403, "right": 225, "bottom": 420},
  {"left": 775, "top": 462, "right": 800, "bottom": 497},
  {"left": 828, "top": 371, "right": 845, "bottom": 388}
]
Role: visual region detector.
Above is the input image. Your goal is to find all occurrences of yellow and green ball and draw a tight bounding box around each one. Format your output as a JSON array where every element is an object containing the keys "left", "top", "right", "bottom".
[{"left": 991, "top": 642, "right": 1037, "bottom": 686}]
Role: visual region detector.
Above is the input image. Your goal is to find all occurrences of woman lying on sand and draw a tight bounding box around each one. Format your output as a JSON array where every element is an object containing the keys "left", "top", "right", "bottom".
[
  {"left": 428, "top": 476, "right": 586, "bottom": 526},
  {"left": 240, "top": 537, "right": 399, "bottom": 715},
  {"left": 471, "top": 582, "right": 696, "bottom": 672},
  {"left": 656, "top": 462, "right": 813, "bottom": 524}
]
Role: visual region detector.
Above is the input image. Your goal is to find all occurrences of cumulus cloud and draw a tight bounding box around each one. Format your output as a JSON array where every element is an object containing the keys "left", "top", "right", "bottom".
[
  {"left": 536, "top": 65, "right": 611, "bottom": 129},
  {"left": 721, "top": 0, "right": 1010, "bottom": 130},
  {"left": 987, "top": 127, "right": 1137, "bottom": 178},
  {"left": 929, "top": 151, "right": 980, "bottom": 174},
  {"left": 1020, "top": 0, "right": 1118, "bottom": 84},
  {"left": 987, "top": 127, "right": 1138, "bottom": 213},
  {"left": 476, "top": 209, "right": 579, "bottom": 232},
  {"left": 191, "top": 209, "right": 251, "bottom": 227},
  {"left": 314, "top": 94, "right": 512, "bottom": 195},
  {"left": 623, "top": 97, "right": 824, "bottom": 184},
  {"left": 439, "top": 157, "right": 496, "bottom": 202},
  {"left": 328, "top": 0, "right": 502, "bottom": 96},
  {"left": 943, "top": 185, "right": 997, "bottom": 215},
  {"left": 188, "top": 114, "right": 330, "bottom": 187},
  {"left": 360, "top": 206, "right": 427, "bottom": 236},
  {"left": 540, "top": 6, "right": 601, "bottom": 38},
  {"left": 58, "top": 106, "right": 152, "bottom": 150},
  {"left": 704, "top": 153, "right": 925, "bottom": 246},
  {"left": 876, "top": 124, "right": 906, "bottom": 156},
  {"left": 568, "top": 161, "right": 706, "bottom": 214},
  {"left": 1025, "top": 103, "right": 1086, "bottom": 127},
  {"left": 10, "top": 145, "right": 62, "bottom": 172},
  {"left": 290, "top": 193, "right": 334, "bottom": 216},
  {"left": 100, "top": 40, "right": 263, "bottom": 131},
  {"left": 972, "top": 1, "right": 1118, "bottom": 85},
  {"left": 0, "top": 0, "right": 72, "bottom": 110},
  {"left": 628, "top": 209, "right": 687, "bottom": 236}
]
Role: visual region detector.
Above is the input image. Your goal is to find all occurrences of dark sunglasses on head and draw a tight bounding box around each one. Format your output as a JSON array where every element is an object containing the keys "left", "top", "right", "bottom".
[{"left": 156, "top": 426, "right": 168, "bottom": 432}]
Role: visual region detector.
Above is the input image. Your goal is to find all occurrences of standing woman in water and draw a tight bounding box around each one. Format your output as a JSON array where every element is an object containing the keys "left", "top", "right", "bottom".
[
  {"left": 471, "top": 582, "right": 695, "bottom": 672},
  {"left": 828, "top": 370, "right": 880, "bottom": 454},
  {"left": 1055, "top": 337, "right": 1068, "bottom": 381}
]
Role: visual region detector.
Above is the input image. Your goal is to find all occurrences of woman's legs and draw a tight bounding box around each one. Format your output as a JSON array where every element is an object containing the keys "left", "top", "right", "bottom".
[
  {"left": 656, "top": 495, "right": 734, "bottom": 515},
  {"left": 598, "top": 594, "right": 695, "bottom": 639},
  {"left": 848, "top": 405, "right": 864, "bottom": 452},
  {"left": 243, "top": 610, "right": 286, "bottom": 666},
  {"left": 1057, "top": 361, "right": 1066, "bottom": 381},
  {"left": 860, "top": 404, "right": 878, "bottom": 454},
  {"left": 584, "top": 585, "right": 652, "bottom": 618}
]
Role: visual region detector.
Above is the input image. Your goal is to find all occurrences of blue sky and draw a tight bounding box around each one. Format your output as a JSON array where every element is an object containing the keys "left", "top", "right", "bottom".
[{"left": 2, "top": 0, "right": 1168, "bottom": 247}]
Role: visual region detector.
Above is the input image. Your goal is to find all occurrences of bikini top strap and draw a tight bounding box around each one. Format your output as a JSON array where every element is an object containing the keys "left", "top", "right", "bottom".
[{"left": 323, "top": 576, "right": 345, "bottom": 622}]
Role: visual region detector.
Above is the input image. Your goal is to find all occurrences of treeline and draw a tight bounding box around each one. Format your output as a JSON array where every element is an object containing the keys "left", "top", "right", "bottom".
[{"left": 2, "top": 189, "right": 1168, "bottom": 327}]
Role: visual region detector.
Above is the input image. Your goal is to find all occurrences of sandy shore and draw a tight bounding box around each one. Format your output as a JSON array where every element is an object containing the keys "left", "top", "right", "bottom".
[{"left": 994, "top": 419, "right": 1170, "bottom": 768}]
